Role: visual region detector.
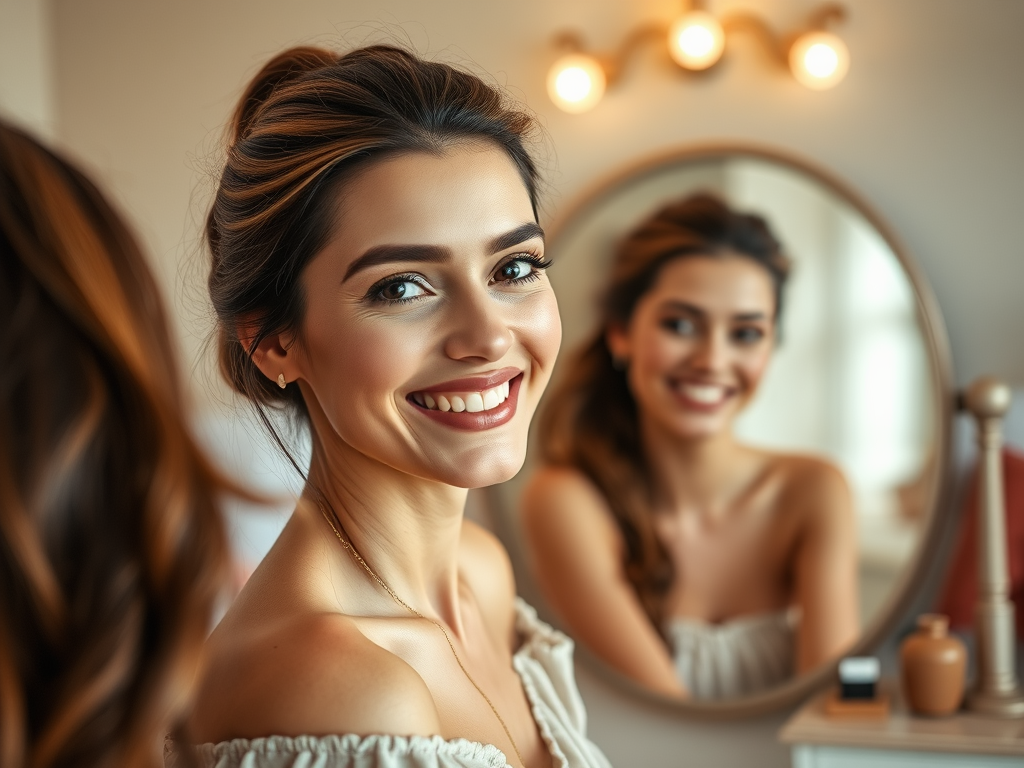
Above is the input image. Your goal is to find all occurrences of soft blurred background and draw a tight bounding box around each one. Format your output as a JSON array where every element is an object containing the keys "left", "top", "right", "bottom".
[{"left": 3, "top": 1, "right": 1023, "bottom": 765}]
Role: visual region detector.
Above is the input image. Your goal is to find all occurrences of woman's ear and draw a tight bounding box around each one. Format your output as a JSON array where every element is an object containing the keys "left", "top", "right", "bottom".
[
  {"left": 238, "top": 320, "right": 302, "bottom": 388},
  {"left": 605, "top": 324, "right": 631, "bottom": 367}
]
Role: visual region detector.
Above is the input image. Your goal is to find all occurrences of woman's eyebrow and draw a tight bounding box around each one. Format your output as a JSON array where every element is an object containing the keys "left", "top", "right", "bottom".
[
  {"left": 344, "top": 223, "right": 545, "bottom": 282},
  {"left": 660, "top": 300, "right": 704, "bottom": 316},
  {"left": 344, "top": 243, "right": 450, "bottom": 281},
  {"left": 488, "top": 222, "right": 545, "bottom": 254}
]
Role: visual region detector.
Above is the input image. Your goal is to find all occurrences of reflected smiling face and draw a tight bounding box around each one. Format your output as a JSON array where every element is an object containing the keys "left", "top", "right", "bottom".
[
  {"left": 608, "top": 254, "right": 777, "bottom": 440},
  {"left": 283, "top": 142, "right": 561, "bottom": 488}
]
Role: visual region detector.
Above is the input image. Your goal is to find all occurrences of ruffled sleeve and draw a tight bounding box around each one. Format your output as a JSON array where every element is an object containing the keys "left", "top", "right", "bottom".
[
  {"left": 168, "top": 734, "right": 509, "bottom": 768},
  {"left": 511, "top": 600, "right": 612, "bottom": 768}
]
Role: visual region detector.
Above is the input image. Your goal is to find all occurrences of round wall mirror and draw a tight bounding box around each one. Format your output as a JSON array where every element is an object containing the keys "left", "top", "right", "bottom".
[{"left": 484, "top": 144, "right": 953, "bottom": 716}]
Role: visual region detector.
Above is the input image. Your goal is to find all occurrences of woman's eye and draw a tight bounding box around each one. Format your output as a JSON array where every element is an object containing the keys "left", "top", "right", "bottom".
[
  {"left": 733, "top": 326, "right": 766, "bottom": 344},
  {"left": 500, "top": 260, "right": 532, "bottom": 281},
  {"left": 662, "top": 317, "right": 697, "bottom": 336},
  {"left": 371, "top": 277, "right": 428, "bottom": 304},
  {"left": 493, "top": 254, "right": 550, "bottom": 285}
]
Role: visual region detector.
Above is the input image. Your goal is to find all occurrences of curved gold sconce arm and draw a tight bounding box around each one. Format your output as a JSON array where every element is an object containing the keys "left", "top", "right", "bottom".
[{"left": 546, "top": 2, "right": 850, "bottom": 112}]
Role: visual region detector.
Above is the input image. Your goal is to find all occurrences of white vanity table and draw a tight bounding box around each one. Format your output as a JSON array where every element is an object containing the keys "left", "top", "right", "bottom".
[{"left": 780, "top": 687, "right": 1024, "bottom": 767}]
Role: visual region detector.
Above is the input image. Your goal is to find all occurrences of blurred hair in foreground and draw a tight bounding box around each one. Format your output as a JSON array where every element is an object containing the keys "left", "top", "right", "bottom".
[{"left": 0, "top": 120, "right": 233, "bottom": 768}]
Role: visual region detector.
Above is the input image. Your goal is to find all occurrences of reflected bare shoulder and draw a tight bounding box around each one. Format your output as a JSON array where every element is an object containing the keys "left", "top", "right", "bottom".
[
  {"left": 189, "top": 610, "right": 441, "bottom": 744},
  {"left": 521, "top": 465, "right": 623, "bottom": 560},
  {"left": 523, "top": 464, "right": 616, "bottom": 513},
  {"left": 774, "top": 453, "right": 853, "bottom": 517}
]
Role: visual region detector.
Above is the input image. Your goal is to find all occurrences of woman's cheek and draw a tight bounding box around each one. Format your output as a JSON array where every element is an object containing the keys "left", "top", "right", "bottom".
[
  {"left": 305, "top": 316, "right": 427, "bottom": 413},
  {"left": 739, "top": 346, "right": 774, "bottom": 392},
  {"left": 520, "top": 288, "right": 562, "bottom": 372},
  {"left": 637, "top": 326, "right": 679, "bottom": 373}
]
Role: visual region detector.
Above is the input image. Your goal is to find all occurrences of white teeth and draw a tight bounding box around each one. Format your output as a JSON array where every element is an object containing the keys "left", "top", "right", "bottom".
[
  {"left": 680, "top": 383, "right": 726, "bottom": 404},
  {"left": 414, "top": 381, "right": 514, "bottom": 414}
]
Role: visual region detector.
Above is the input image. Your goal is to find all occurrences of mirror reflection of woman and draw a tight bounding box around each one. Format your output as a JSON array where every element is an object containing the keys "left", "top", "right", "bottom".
[
  {"left": 179, "top": 45, "right": 610, "bottom": 768},
  {"left": 523, "top": 194, "right": 859, "bottom": 700}
]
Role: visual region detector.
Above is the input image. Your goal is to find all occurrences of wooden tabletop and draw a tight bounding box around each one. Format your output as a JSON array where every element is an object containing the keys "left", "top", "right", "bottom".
[{"left": 779, "top": 685, "right": 1024, "bottom": 756}]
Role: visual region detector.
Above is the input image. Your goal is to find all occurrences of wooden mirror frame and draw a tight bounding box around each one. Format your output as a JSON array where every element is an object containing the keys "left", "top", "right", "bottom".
[{"left": 483, "top": 142, "right": 956, "bottom": 718}]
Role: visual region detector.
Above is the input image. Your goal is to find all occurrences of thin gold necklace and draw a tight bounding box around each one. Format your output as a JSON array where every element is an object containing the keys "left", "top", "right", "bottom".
[{"left": 316, "top": 500, "right": 526, "bottom": 768}]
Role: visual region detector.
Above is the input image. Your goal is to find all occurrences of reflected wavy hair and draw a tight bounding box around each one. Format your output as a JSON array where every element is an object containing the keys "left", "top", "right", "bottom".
[
  {"left": 0, "top": 121, "right": 232, "bottom": 768},
  {"left": 538, "top": 192, "right": 791, "bottom": 637}
]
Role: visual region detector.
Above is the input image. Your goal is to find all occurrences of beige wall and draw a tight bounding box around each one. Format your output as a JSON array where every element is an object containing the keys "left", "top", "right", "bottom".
[
  {"left": 0, "top": 0, "right": 55, "bottom": 136},
  {"left": 24, "top": 0, "right": 1024, "bottom": 764},
  {"left": 47, "top": 0, "right": 1024, "bottom": 399}
]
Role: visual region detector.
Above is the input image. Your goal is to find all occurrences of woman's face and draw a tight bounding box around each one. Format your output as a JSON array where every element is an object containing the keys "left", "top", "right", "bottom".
[
  {"left": 608, "top": 254, "right": 776, "bottom": 441},
  {"left": 287, "top": 142, "right": 560, "bottom": 488}
]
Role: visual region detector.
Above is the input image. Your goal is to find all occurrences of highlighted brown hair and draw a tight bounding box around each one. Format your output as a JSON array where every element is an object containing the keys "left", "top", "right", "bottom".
[
  {"left": 207, "top": 45, "right": 540, "bottom": 462},
  {"left": 0, "top": 122, "right": 231, "bottom": 768}
]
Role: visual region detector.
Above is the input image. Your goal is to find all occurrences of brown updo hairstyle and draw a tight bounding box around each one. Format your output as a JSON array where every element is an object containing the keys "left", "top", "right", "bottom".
[
  {"left": 539, "top": 192, "right": 791, "bottom": 637},
  {"left": 208, "top": 45, "right": 540, "bottom": 457},
  {"left": 0, "top": 121, "right": 231, "bottom": 767}
]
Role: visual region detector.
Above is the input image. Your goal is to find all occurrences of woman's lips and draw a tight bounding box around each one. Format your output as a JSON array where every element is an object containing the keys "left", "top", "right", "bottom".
[{"left": 408, "top": 373, "right": 523, "bottom": 431}]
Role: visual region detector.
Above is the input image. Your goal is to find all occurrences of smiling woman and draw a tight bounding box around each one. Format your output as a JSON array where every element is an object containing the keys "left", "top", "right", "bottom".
[
  {"left": 522, "top": 193, "right": 860, "bottom": 701},
  {"left": 171, "top": 45, "right": 609, "bottom": 768}
]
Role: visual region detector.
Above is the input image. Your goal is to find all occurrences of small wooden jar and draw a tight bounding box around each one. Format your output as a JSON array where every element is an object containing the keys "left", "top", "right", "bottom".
[{"left": 900, "top": 613, "right": 967, "bottom": 716}]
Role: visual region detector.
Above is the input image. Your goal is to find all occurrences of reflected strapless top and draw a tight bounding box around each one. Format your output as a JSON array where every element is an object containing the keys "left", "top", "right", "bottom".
[
  {"left": 166, "top": 599, "right": 611, "bottom": 768},
  {"left": 665, "top": 609, "right": 797, "bottom": 700}
]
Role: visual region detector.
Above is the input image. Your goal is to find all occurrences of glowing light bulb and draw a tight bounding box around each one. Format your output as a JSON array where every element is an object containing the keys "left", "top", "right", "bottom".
[
  {"left": 668, "top": 11, "right": 725, "bottom": 70},
  {"left": 789, "top": 31, "right": 849, "bottom": 90},
  {"left": 547, "top": 53, "right": 606, "bottom": 113}
]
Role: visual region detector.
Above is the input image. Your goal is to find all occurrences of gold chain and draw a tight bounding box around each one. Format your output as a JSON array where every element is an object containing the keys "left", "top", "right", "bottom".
[{"left": 316, "top": 501, "right": 526, "bottom": 768}]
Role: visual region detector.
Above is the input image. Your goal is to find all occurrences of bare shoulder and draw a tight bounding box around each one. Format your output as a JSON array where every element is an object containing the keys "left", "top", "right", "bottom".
[
  {"left": 767, "top": 451, "right": 853, "bottom": 528},
  {"left": 459, "top": 518, "right": 517, "bottom": 640},
  {"left": 459, "top": 516, "right": 514, "bottom": 586},
  {"left": 522, "top": 465, "right": 619, "bottom": 532},
  {"left": 779, "top": 453, "right": 850, "bottom": 501},
  {"left": 522, "top": 463, "right": 603, "bottom": 500},
  {"left": 521, "top": 465, "right": 623, "bottom": 558},
  {"left": 190, "top": 611, "right": 440, "bottom": 744}
]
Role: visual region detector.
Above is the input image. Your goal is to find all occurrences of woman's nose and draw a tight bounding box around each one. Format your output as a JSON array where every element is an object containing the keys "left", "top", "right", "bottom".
[
  {"left": 443, "top": 289, "right": 513, "bottom": 363},
  {"left": 689, "top": 330, "right": 729, "bottom": 372}
]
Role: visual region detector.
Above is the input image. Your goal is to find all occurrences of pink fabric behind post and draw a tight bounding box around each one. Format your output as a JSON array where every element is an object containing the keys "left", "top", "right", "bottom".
[{"left": 938, "top": 448, "right": 1024, "bottom": 636}]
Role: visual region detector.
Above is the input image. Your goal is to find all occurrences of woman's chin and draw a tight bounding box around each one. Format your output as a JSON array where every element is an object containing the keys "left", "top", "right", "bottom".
[
  {"left": 657, "top": 412, "right": 736, "bottom": 442},
  {"left": 435, "top": 446, "right": 527, "bottom": 489}
]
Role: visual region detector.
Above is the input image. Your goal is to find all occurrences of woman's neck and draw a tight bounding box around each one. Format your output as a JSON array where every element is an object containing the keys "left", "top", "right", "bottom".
[
  {"left": 638, "top": 415, "right": 752, "bottom": 517},
  {"left": 303, "top": 427, "right": 470, "bottom": 634}
]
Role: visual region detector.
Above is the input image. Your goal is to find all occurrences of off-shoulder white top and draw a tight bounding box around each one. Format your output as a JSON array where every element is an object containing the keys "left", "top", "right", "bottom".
[{"left": 167, "top": 600, "right": 611, "bottom": 768}]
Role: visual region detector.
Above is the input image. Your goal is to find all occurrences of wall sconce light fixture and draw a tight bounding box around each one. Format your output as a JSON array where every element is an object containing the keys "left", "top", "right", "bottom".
[
  {"left": 546, "top": 1, "right": 850, "bottom": 113},
  {"left": 788, "top": 29, "right": 849, "bottom": 90},
  {"left": 667, "top": 10, "right": 725, "bottom": 70},
  {"left": 547, "top": 52, "right": 608, "bottom": 114}
]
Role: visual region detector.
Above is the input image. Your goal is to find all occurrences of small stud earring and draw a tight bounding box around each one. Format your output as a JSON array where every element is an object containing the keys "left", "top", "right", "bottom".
[{"left": 277, "top": 373, "right": 287, "bottom": 389}]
